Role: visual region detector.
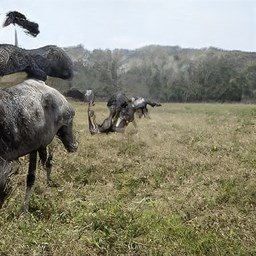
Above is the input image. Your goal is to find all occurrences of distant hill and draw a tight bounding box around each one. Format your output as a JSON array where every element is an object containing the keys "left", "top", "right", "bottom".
[
  {"left": 2, "top": 44, "right": 256, "bottom": 102},
  {"left": 63, "top": 44, "right": 256, "bottom": 102}
]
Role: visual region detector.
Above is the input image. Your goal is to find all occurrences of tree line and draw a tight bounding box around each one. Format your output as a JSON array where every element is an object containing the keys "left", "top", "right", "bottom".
[{"left": 48, "top": 44, "right": 256, "bottom": 103}]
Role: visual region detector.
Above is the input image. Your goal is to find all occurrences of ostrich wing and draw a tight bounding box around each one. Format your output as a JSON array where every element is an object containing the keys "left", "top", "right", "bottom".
[{"left": 3, "top": 11, "right": 40, "bottom": 37}]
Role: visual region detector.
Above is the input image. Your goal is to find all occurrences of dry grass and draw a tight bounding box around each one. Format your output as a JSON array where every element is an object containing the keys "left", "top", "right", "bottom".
[{"left": 1, "top": 102, "right": 256, "bottom": 255}]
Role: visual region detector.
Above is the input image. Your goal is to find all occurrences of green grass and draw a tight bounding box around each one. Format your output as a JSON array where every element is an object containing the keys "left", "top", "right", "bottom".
[{"left": 1, "top": 102, "right": 256, "bottom": 255}]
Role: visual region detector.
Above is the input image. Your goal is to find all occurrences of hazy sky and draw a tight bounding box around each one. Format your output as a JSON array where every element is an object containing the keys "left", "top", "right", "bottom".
[{"left": 0, "top": 0, "right": 255, "bottom": 52}]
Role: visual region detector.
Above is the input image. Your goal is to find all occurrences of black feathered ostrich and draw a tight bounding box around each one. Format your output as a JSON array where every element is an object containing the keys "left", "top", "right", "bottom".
[
  {"left": 3, "top": 11, "right": 40, "bottom": 46},
  {"left": 64, "top": 88, "right": 95, "bottom": 105},
  {"left": 0, "top": 44, "right": 74, "bottom": 81},
  {"left": 88, "top": 92, "right": 133, "bottom": 134}
]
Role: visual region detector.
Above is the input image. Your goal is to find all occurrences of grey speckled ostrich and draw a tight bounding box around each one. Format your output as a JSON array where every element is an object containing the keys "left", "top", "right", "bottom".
[{"left": 0, "top": 79, "right": 78, "bottom": 211}]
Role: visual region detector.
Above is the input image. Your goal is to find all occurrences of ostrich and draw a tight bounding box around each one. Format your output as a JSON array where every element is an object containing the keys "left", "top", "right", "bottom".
[
  {"left": 88, "top": 103, "right": 134, "bottom": 134},
  {"left": 64, "top": 88, "right": 95, "bottom": 105},
  {"left": 0, "top": 79, "right": 78, "bottom": 211},
  {"left": 64, "top": 88, "right": 86, "bottom": 101},
  {"left": 106, "top": 92, "right": 130, "bottom": 124},
  {"left": 88, "top": 92, "right": 130, "bottom": 134},
  {"left": 0, "top": 44, "right": 73, "bottom": 81},
  {"left": 88, "top": 92, "right": 162, "bottom": 134},
  {"left": 131, "top": 97, "right": 162, "bottom": 118},
  {"left": 3, "top": 11, "right": 40, "bottom": 46}
]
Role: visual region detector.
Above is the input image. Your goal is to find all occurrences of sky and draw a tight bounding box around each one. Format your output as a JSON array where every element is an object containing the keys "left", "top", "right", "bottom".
[{"left": 0, "top": 0, "right": 255, "bottom": 52}]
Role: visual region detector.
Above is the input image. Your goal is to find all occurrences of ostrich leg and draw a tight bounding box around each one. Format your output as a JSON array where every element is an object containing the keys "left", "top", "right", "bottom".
[
  {"left": 23, "top": 151, "right": 37, "bottom": 211},
  {"left": 38, "top": 147, "right": 57, "bottom": 187}
]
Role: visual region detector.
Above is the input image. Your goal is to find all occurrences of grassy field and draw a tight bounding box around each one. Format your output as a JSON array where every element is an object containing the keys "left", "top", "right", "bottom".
[{"left": 0, "top": 102, "right": 256, "bottom": 255}]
